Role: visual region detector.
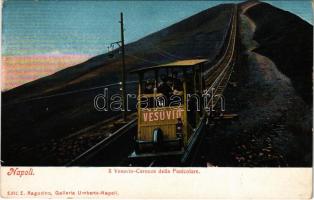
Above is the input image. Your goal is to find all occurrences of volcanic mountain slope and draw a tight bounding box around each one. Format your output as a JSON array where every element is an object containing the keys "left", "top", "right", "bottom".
[
  {"left": 3, "top": 4, "right": 233, "bottom": 102},
  {"left": 2, "top": 4, "right": 234, "bottom": 165},
  {"left": 245, "top": 1, "right": 312, "bottom": 104},
  {"left": 200, "top": 0, "right": 312, "bottom": 167},
  {"left": 2, "top": 1, "right": 312, "bottom": 167}
]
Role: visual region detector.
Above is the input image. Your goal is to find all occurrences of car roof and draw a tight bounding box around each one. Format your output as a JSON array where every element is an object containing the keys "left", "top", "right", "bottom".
[{"left": 130, "top": 58, "right": 209, "bottom": 73}]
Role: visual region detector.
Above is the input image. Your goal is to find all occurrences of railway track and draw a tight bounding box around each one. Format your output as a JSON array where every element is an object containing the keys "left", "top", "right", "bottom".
[
  {"left": 2, "top": 80, "right": 139, "bottom": 166},
  {"left": 204, "top": 4, "right": 238, "bottom": 109},
  {"left": 181, "top": 5, "right": 238, "bottom": 166},
  {"left": 65, "top": 5, "right": 239, "bottom": 167},
  {"left": 65, "top": 118, "right": 137, "bottom": 166}
]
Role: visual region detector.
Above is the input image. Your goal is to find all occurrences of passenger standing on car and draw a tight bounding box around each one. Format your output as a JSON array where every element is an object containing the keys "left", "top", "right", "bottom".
[
  {"left": 158, "top": 74, "right": 173, "bottom": 100},
  {"left": 172, "top": 71, "right": 183, "bottom": 91},
  {"left": 144, "top": 80, "right": 154, "bottom": 94}
]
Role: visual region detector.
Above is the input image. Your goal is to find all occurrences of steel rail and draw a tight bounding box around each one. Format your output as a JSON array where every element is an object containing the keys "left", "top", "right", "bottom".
[
  {"left": 65, "top": 118, "right": 137, "bottom": 166},
  {"left": 182, "top": 5, "right": 238, "bottom": 165},
  {"left": 204, "top": 5, "right": 238, "bottom": 110},
  {"left": 204, "top": 5, "right": 237, "bottom": 83}
]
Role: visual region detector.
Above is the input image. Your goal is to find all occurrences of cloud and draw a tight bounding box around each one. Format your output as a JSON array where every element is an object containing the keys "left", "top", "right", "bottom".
[{"left": 46, "top": 50, "right": 63, "bottom": 55}]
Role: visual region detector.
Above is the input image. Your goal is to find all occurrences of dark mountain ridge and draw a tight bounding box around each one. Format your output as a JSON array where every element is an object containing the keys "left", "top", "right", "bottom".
[
  {"left": 245, "top": 2, "right": 313, "bottom": 104},
  {"left": 199, "top": 1, "right": 312, "bottom": 167}
]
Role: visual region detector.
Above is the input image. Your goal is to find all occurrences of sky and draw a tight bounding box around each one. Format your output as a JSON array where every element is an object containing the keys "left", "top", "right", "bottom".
[{"left": 1, "top": 0, "right": 313, "bottom": 90}]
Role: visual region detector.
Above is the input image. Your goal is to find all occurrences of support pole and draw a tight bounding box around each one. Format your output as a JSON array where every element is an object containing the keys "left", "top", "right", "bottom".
[{"left": 120, "top": 12, "right": 127, "bottom": 121}]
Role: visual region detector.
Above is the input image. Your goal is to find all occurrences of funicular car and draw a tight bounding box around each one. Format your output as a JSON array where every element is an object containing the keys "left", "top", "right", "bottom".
[{"left": 129, "top": 59, "right": 209, "bottom": 159}]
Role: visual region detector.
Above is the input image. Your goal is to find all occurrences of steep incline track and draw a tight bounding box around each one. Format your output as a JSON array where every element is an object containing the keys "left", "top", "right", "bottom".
[
  {"left": 181, "top": 5, "right": 238, "bottom": 165},
  {"left": 204, "top": 4, "right": 238, "bottom": 109}
]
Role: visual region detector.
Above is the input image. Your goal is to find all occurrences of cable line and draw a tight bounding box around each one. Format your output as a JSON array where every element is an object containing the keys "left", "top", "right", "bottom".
[{"left": 2, "top": 81, "right": 137, "bottom": 107}]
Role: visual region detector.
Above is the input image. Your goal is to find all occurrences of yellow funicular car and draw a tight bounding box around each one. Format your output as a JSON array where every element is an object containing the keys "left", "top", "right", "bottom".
[{"left": 129, "top": 59, "right": 209, "bottom": 160}]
